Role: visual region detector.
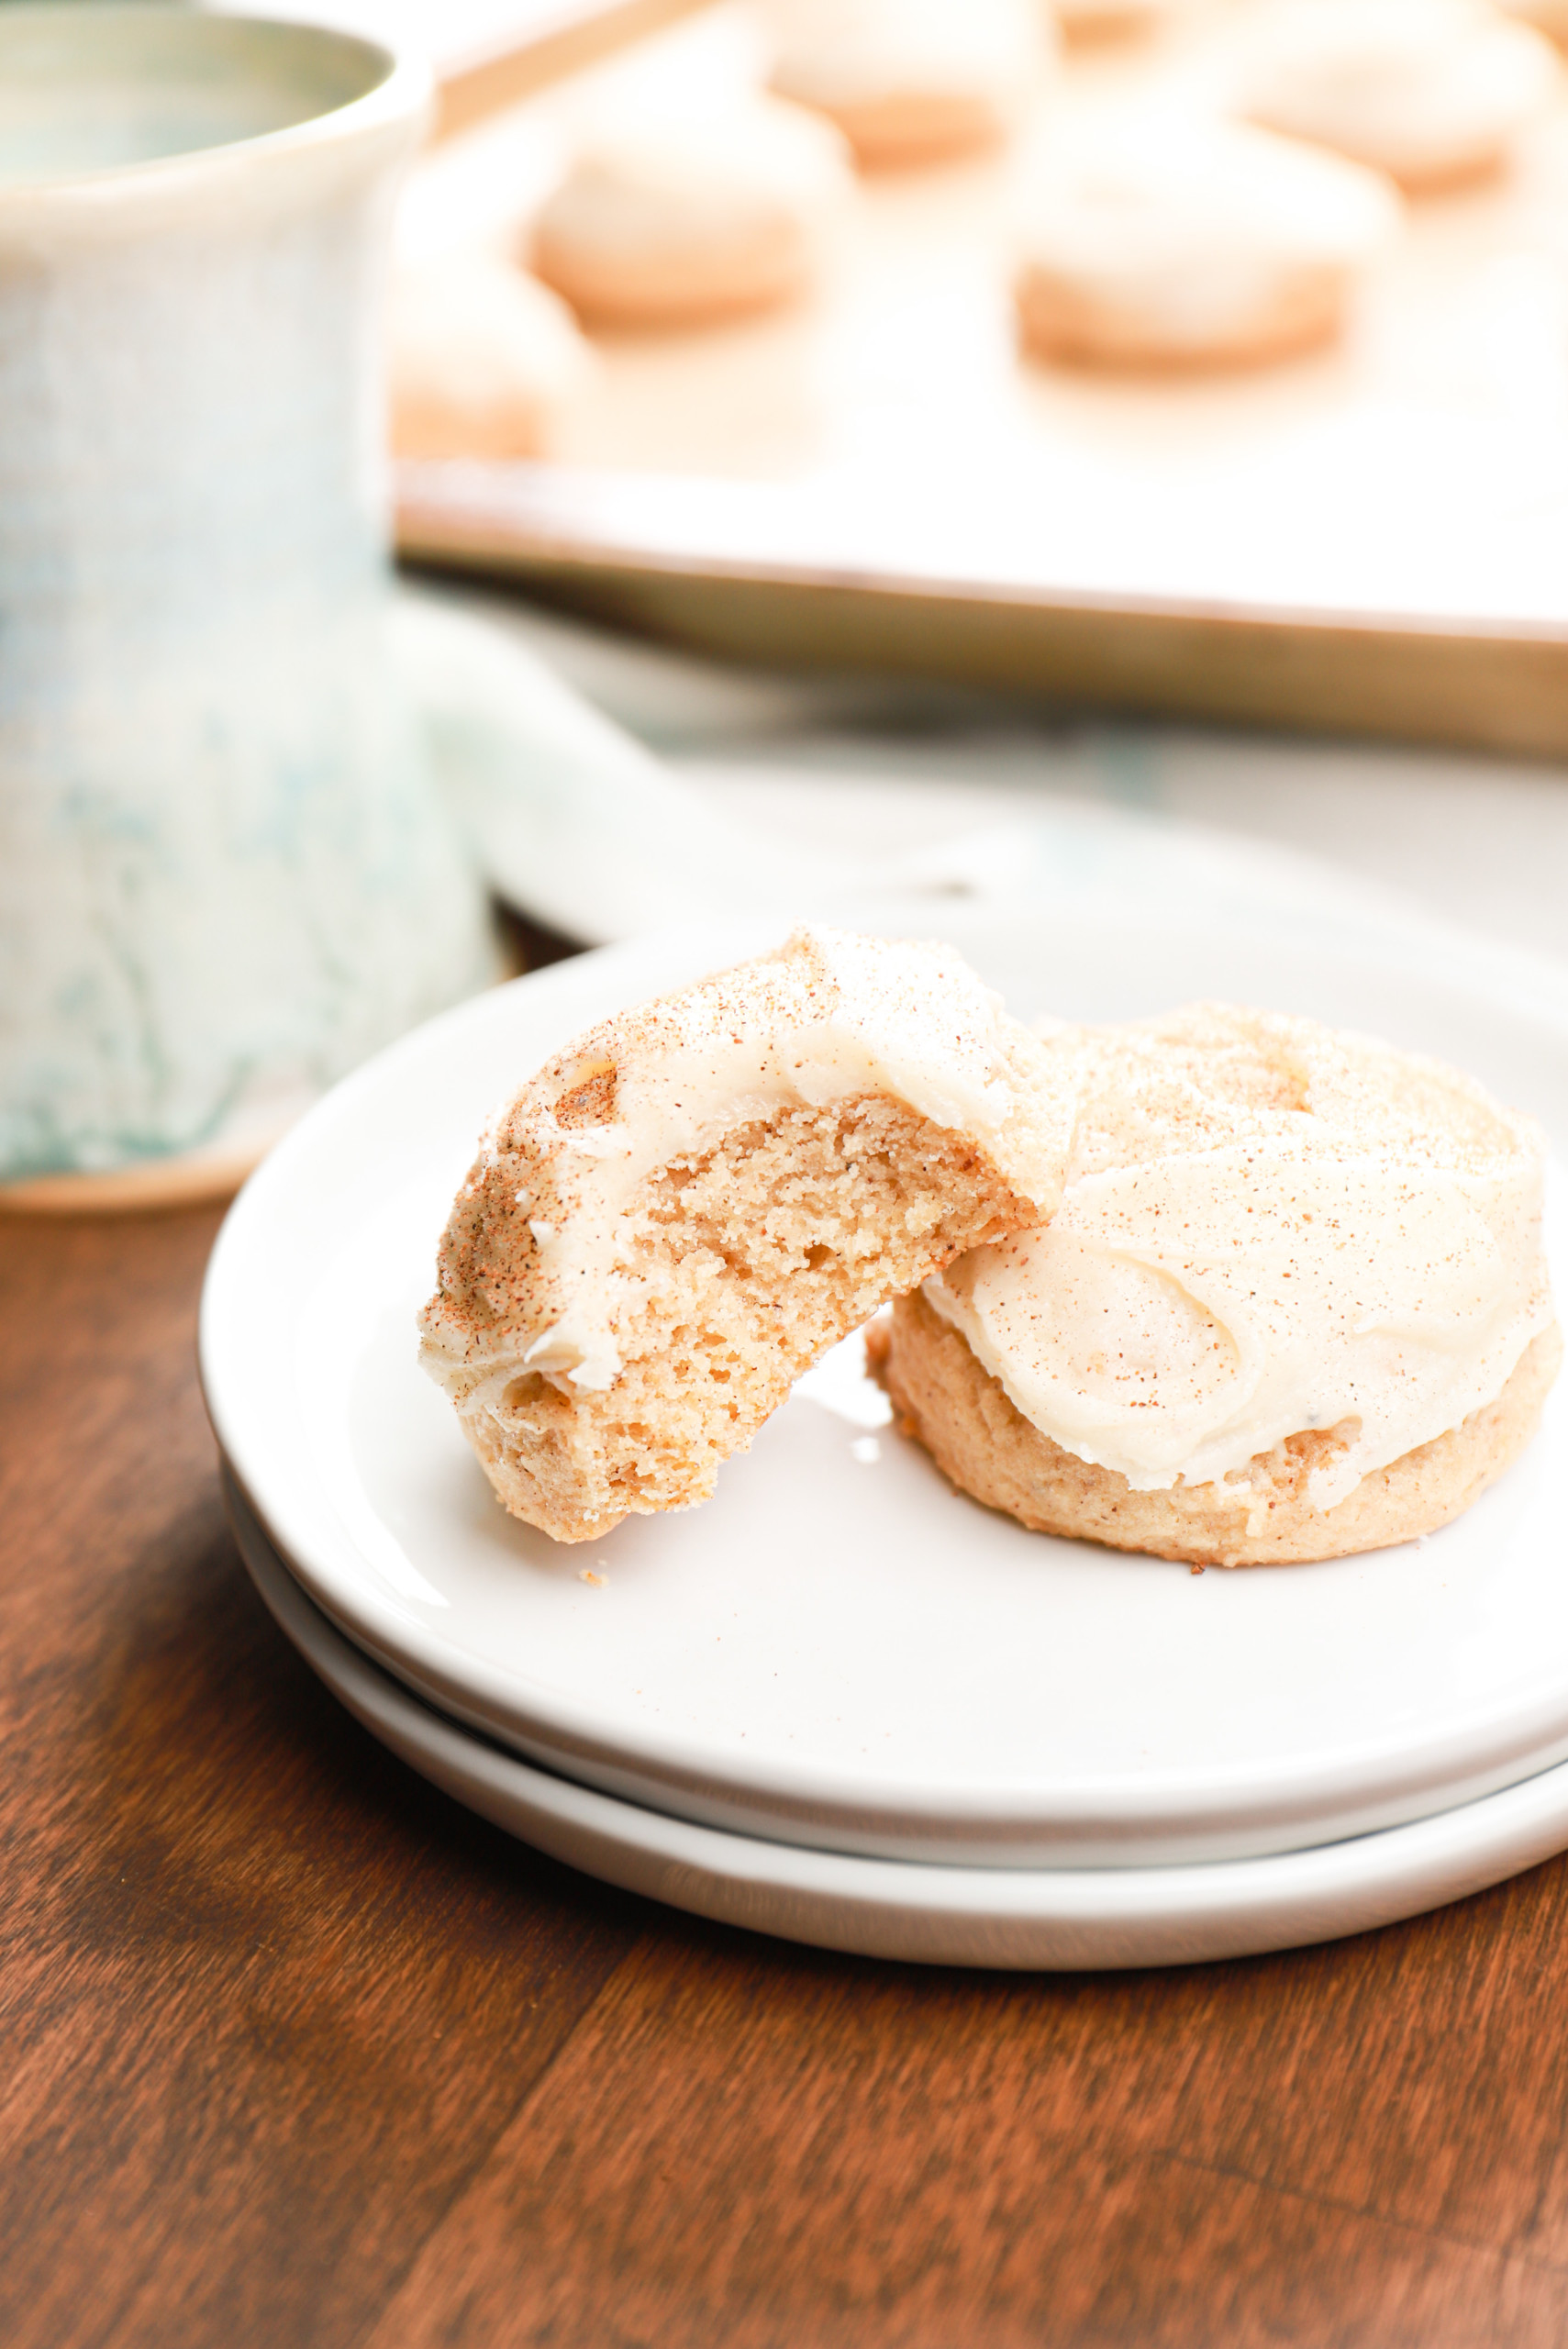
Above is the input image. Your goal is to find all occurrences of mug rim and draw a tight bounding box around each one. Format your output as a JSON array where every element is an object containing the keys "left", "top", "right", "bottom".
[{"left": 0, "top": 4, "right": 431, "bottom": 201}]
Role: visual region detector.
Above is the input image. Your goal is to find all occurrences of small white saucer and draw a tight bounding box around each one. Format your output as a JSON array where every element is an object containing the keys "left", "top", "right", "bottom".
[
  {"left": 203, "top": 908, "right": 1568, "bottom": 1870},
  {"left": 227, "top": 1467, "right": 1568, "bottom": 1971}
]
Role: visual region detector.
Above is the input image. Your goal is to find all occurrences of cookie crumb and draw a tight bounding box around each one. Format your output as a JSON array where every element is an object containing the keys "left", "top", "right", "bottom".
[
  {"left": 1190, "top": 1563, "right": 1206, "bottom": 1576},
  {"left": 578, "top": 1567, "right": 604, "bottom": 1587}
]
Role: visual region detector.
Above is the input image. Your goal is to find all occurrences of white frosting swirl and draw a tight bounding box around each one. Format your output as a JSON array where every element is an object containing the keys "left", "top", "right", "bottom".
[{"left": 925, "top": 1005, "right": 1553, "bottom": 1508}]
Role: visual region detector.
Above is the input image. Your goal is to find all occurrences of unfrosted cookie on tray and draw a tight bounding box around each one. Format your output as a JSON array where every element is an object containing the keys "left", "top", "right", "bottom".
[
  {"left": 419, "top": 929, "right": 1073, "bottom": 1543},
  {"left": 766, "top": 0, "right": 1054, "bottom": 169},
  {"left": 389, "top": 255, "right": 594, "bottom": 462},
  {"left": 528, "top": 95, "right": 853, "bottom": 328},
  {"left": 1013, "top": 117, "right": 1401, "bottom": 370},
  {"left": 1238, "top": 0, "right": 1559, "bottom": 193},
  {"left": 874, "top": 1004, "right": 1560, "bottom": 1567},
  {"left": 1055, "top": 0, "right": 1195, "bottom": 42}
]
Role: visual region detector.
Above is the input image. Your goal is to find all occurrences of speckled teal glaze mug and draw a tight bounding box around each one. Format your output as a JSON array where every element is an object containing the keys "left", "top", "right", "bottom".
[{"left": 0, "top": 7, "right": 496, "bottom": 1197}]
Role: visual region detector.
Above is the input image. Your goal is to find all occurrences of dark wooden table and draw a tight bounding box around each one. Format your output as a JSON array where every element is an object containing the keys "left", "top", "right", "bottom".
[{"left": 7, "top": 1204, "right": 1568, "bottom": 2349}]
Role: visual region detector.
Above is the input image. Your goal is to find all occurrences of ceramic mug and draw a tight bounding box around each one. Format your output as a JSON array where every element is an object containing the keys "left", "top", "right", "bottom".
[{"left": 0, "top": 6, "right": 497, "bottom": 1202}]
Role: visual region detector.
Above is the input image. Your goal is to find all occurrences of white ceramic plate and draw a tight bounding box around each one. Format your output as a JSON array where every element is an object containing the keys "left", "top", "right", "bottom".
[
  {"left": 202, "top": 908, "right": 1568, "bottom": 1869},
  {"left": 228, "top": 1468, "right": 1568, "bottom": 1971}
]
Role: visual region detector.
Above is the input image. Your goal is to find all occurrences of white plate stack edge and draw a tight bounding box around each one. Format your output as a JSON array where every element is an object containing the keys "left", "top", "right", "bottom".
[{"left": 203, "top": 903, "right": 1568, "bottom": 1968}]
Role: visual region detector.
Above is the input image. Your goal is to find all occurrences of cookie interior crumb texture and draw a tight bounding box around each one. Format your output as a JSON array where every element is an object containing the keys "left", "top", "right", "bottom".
[{"left": 418, "top": 929, "right": 1070, "bottom": 1542}]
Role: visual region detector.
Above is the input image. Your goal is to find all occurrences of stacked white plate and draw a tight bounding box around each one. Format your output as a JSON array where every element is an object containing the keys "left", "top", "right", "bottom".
[{"left": 202, "top": 884, "right": 1568, "bottom": 1969}]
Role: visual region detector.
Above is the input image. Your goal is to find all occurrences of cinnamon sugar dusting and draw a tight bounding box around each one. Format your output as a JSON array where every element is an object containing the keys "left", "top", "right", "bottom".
[
  {"left": 927, "top": 1003, "right": 1554, "bottom": 1508},
  {"left": 417, "top": 928, "right": 1070, "bottom": 1541}
]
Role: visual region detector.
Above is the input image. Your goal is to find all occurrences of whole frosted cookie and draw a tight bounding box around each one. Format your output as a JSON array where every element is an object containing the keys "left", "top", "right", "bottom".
[
  {"left": 875, "top": 1004, "right": 1560, "bottom": 1567},
  {"left": 1240, "top": 0, "right": 1559, "bottom": 192},
  {"left": 419, "top": 928, "right": 1073, "bottom": 1543},
  {"left": 389, "top": 255, "right": 594, "bottom": 461},
  {"left": 1014, "top": 117, "right": 1401, "bottom": 370},
  {"left": 767, "top": 0, "right": 1054, "bottom": 168},
  {"left": 529, "top": 95, "right": 852, "bottom": 328}
]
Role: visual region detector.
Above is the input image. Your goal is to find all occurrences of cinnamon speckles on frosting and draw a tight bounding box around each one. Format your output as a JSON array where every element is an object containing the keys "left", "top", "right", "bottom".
[
  {"left": 421, "top": 926, "right": 1069, "bottom": 1405},
  {"left": 925, "top": 1003, "right": 1553, "bottom": 1508}
]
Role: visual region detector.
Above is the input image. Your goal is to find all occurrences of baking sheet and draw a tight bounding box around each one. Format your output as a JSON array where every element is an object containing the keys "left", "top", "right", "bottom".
[
  {"left": 394, "top": 1, "right": 1568, "bottom": 751},
  {"left": 217, "top": 0, "right": 714, "bottom": 134}
]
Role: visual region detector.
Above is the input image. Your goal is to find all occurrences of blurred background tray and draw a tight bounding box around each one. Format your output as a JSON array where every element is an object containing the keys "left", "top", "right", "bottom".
[
  {"left": 386, "top": 0, "right": 1568, "bottom": 753},
  {"left": 233, "top": 0, "right": 714, "bottom": 133}
]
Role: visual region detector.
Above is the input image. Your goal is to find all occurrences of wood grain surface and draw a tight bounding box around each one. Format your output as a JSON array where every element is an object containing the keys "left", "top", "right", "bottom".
[{"left": 6, "top": 1206, "right": 1568, "bottom": 2348}]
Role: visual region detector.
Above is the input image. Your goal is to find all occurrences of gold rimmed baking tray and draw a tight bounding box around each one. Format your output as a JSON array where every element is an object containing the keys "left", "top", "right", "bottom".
[{"left": 393, "top": 0, "right": 1568, "bottom": 755}]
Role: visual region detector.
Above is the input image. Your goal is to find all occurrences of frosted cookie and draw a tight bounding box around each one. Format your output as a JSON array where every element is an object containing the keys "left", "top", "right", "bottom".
[
  {"left": 528, "top": 96, "right": 852, "bottom": 328},
  {"left": 389, "top": 255, "right": 594, "bottom": 462},
  {"left": 419, "top": 929, "right": 1073, "bottom": 1543},
  {"left": 1499, "top": 0, "right": 1568, "bottom": 47},
  {"left": 1014, "top": 118, "right": 1401, "bottom": 370},
  {"left": 767, "top": 0, "right": 1053, "bottom": 169},
  {"left": 1240, "top": 0, "right": 1559, "bottom": 193},
  {"left": 1056, "top": 0, "right": 1194, "bottom": 41},
  {"left": 875, "top": 1004, "right": 1560, "bottom": 1567}
]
